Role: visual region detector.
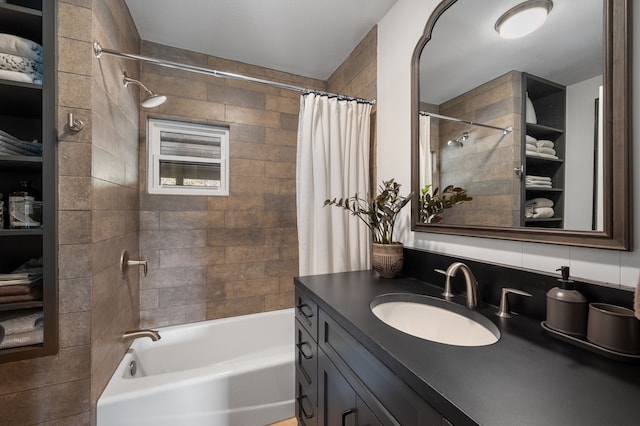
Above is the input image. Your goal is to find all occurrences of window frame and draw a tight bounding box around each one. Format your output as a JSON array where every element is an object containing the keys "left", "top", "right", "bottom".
[{"left": 147, "top": 118, "right": 230, "bottom": 196}]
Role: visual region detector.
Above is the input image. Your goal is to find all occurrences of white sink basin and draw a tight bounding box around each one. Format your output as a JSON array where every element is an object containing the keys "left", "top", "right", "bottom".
[{"left": 371, "top": 294, "right": 500, "bottom": 347}]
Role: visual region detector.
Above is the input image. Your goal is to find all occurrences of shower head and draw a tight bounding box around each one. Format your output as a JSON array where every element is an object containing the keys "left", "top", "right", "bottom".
[
  {"left": 447, "top": 131, "right": 470, "bottom": 148},
  {"left": 122, "top": 72, "right": 167, "bottom": 108},
  {"left": 141, "top": 93, "right": 167, "bottom": 108}
]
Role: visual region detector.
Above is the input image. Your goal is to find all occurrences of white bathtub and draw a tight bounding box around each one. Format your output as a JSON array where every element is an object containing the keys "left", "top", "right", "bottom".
[{"left": 97, "top": 308, "right": 295, "bottom": 426}]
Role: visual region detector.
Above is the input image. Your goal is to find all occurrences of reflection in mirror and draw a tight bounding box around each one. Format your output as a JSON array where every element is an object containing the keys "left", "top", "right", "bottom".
[{"left": 411, "top": 0, "right": 631, "bottom": 249}]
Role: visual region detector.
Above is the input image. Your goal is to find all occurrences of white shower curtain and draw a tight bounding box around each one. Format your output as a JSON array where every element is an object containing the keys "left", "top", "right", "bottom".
[
  {"left": 296, "top": 93, "right": 372, "bottom": 276},
  {"left": 419, "top": 114, "right": 433, "bottom": 189}
]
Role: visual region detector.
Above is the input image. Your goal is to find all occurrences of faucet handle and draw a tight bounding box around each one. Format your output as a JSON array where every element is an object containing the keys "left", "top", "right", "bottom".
[
  {"left": 497, "top": 287, "right": 532, "bottom": 318},
  {"left": 434, "top": 268, "right": 455, "bottom": 298}
]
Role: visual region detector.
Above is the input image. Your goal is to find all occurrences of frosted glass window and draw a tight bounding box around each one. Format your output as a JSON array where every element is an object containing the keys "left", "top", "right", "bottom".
[{"left": 147, "top": 119, "right": 229, "bottom": 195}]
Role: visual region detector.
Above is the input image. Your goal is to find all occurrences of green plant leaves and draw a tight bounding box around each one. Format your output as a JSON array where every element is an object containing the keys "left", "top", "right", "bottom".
[
  {"left": 418, "top": 184, "right": 473, "bottom": 224},
  {"left": 324, "top": 179, "right": 413, "bottom": 244}
]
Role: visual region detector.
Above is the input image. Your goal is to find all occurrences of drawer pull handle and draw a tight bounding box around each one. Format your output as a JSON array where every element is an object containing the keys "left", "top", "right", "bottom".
[
  {"left": 296, "top": 342, "right": 313, "bottom": 360},
  {"left": 297, "top": 395, "right": 314, "bottom": 419},
  {"left": 341, "top": 408, "right": 355, "bottom": 426},
  {"left": 296, "top": 303, "right": 314, "bottom": 318}
]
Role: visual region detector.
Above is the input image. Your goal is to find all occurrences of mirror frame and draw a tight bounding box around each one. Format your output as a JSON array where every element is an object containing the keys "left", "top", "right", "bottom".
[{"left": 410, "top": 0, "right": 631, "bottom": 250}]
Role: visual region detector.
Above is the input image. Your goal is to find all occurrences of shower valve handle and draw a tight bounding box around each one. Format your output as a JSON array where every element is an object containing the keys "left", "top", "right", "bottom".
[{"left": 120, "top": 250, "right": 148, "bottom": 277}]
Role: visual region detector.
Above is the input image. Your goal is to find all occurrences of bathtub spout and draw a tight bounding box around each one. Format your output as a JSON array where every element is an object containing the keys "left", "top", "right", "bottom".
[{"left": 122, "top": 329, "right": 161, "bottom": 342}]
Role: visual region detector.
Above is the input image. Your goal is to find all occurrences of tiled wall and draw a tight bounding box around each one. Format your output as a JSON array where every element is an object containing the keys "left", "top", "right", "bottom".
[
  {"left": 138, "top": 27, "right": 378, "bottom": 327},
  {"left": 0, "top": 0, "right": 140, "bottom": 424},
  {"left": 438, "top": 71, "right": 521, "bottom": 227},
  {"left": 89, "top": 0, "right": 141, "bottom": 411},
  {"left": 137, "top": 42, "right": 326, "bottom": 327},
  {"left": 0, "top": 8, "right": 378, "bottom": 423},
  {"left": 327, "top": 26, "right": 377, "bottom": 101},
  {"left": 327, "top": 26, "right": 378, "bottom": 188}
]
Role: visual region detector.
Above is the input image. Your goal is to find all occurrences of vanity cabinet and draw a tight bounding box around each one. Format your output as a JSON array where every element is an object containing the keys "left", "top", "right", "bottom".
[
  {"left": 295, "top": 287, "right": 446, "bottom": 426},
  {"left": 521, "top": 72, "right": 566, "bottom": 228},
  {"left": 318, "top": 348, "right": 382, "bottom": 426},
  {"left": 295, "top": 288, "right": 319, "bottom": 425},
  {"left": 0, "top": 0, "right": 57, "bottom": 362}
]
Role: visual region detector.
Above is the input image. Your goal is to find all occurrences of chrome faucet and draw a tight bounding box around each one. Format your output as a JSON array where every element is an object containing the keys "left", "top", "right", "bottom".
[
  {"left": 442, "top": 262, "right": 479, "bottom": 309},
  {"left": 122, "top": 329, "right": 161, "bottom": 342}
]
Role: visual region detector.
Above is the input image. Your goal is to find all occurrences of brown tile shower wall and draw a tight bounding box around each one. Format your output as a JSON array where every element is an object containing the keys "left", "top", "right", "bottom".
[
  {"left": 0, "top": 0, "right": 140, "bottom": 424},
  {"left": 90, "top": 0, "right": 141, "bottom": 411},
  {"left": 438, "top": 71, "right": 521, "bottom": 227},
  {"left": 327, "top": 26, "right": 378, "bottom": 188},
  {"left": 138, "top": 41, "right": 326, "bottom": 327}
]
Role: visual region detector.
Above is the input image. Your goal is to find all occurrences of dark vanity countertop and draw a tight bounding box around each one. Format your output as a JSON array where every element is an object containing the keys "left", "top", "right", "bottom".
[{"left": 295, "top": 270, "right": 640, "bottom": 426}]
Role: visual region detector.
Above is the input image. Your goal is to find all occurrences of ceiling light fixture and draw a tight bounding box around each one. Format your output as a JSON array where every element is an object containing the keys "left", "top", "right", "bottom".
[{"left": 495, "top": 0, "right": 553, "bottom": 40}]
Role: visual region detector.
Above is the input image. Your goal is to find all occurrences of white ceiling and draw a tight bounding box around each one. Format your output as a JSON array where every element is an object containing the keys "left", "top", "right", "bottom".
[
  {"left": 123, "top": 0, "right": 398, "bottom": 80},
  {"left": 420, "top": 0, "right": 603, "bottom": 104}
]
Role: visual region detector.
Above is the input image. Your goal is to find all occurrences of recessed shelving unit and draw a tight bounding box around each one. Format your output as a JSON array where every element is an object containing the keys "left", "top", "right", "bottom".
[
  {"left": 0, "top": 0, "right": 57, "bottom": 363},
  {"left": 521, "top": 73, "right": 566, "bottom": 229}
]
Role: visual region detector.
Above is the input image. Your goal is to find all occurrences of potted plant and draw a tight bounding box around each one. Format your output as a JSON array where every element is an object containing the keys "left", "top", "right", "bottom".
[
  {"left": 324, "top": 179, "right": 413, "bottom": 278},
  {"left": 418, "top": 184, "right": 473, "bottom": 224}
]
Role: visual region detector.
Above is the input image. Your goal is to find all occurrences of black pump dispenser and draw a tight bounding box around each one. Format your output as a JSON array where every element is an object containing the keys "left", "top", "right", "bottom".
[
  {"left": 546, "top": 265, "right": 588, "bottom": 336},
  {"left": 557, "top": 266, "right": 574, "bottom": 290}
]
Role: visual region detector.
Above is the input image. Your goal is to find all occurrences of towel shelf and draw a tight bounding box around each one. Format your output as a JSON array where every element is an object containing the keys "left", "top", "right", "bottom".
[
  {"left": 521, "top": 73, "right": 566, "bottom": 229},
  {"left": 0, "top": 0, "right": 56, "bottom": 363}
]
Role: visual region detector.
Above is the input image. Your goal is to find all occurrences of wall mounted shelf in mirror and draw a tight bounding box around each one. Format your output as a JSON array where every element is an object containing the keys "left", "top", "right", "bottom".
[{"left": 410, "top": 0, "right": 631, "bottom": 250}]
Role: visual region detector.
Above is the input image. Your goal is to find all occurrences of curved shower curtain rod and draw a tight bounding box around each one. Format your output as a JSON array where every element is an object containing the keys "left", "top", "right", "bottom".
[{"left": 93, "top": 42, "right": 375, "bottom": 105}]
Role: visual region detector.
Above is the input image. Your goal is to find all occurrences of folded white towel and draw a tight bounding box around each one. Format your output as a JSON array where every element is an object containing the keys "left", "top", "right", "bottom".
[
  {"left": 526, "top": 183, "right": 552, "bottom": 188},
  {"left": 526, "top": 197, "right": 554, "bottom": 208},
  {"left": 536, "top": 140, "right": 555, "bottom": 148},
  {"left": 0, "top": 69, "right": 42, "bottom": 84},
  {"left": 526, "top": 150, "right": 558, "bottom": 159},
  {"left": 526, "top": 179, "right": 552, "bottom": 185},
  {"left": 525, "top": 135, "right": 537, "bottom": 144},
  {"left": 0, "top": 327, "right": 43, "bottom": 349},
  {"left": 0, "top": 129, "right": 42, "bottom": 155},
  {"left": 0, "top": 311, "right": 43, "bottom": 335},
  {"left": 526, "top": 143, "right": 556, "bottom": 156},
  {"left": 0, "top": 52, "right": 42, "bottom": 75},
  {"left": 531, "top": 207, "right": 554, "bottom": 218},
  {"left": 526, "top": 174, "right": 552, "bottom": 181},
  {"left": 0, "top": 33, "right": 42, "bottom": 63}
]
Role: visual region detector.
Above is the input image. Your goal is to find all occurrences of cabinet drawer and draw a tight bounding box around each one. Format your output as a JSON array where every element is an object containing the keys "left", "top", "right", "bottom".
[
  {"left": 296, "top": 379, "right": 318, "bottom": 426},
  {"left": 319, "top": 309, "right": 442, "bottom": 426},
  {"left": 296, "top": 318, "right": 317, "bottom": 389},
  {"left": 295, "top": 287, "right": 318, "bottom": 340}
]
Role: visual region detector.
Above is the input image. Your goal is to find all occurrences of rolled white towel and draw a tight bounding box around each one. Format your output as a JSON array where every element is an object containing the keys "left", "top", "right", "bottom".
[
  {"left": 525, "top": 135, "right": 537, "bottom": 144},
  {"left": 537, "top": 147, "right": 556, "bottom": 156},
  {"left": 536, "top": 140, "right": 555, "bottom": 148},
  {"left": 526, "top": 197, "right": 554, "bottom": 208},
  {"left": 532, "top": 207, "right": 554, "bottom": 218}
]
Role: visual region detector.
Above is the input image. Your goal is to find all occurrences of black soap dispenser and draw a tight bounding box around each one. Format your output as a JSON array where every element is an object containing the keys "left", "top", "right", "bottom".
[{"left": 546, "top": 266, "right": 588, "bottom": 336}]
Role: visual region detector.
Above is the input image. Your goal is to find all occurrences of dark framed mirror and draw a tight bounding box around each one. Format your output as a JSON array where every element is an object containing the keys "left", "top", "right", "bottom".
[{"left": 411, "top": 0, "right": 631, "bottom": 250}]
